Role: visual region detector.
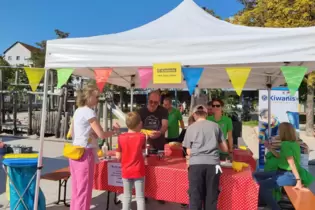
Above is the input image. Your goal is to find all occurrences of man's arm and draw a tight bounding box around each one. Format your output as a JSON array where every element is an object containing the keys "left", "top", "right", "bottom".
[
  {"left": 227, "top": 118, "right": 233, "bottom": 152},
  {"left": 160, "top": 119, "right": 168, "bottom": 135},
  {"left": 178, "top": 110, "right": 185, "bottom": 129},
  {"left": 179, "top": 120, "right": 185, "bottom": 130},
  {"left": 160, "top": 108, "right": 169, "bottom": 135},
  {"left": 218, "top": 128, "right": 228, "bottom": 153}
]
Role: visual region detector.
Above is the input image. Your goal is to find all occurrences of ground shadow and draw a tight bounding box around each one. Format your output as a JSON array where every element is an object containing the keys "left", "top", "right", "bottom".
[{"left": 1, "top": 135, "right": 27, "bottom": 143}]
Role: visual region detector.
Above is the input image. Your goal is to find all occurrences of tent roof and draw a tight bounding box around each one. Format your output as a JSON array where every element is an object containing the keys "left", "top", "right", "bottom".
[{"left": 45, "top": 0, "right": 315, "bottom": 89}]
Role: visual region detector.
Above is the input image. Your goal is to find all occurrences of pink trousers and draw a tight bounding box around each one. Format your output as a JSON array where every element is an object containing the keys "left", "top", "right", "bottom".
[{"left": 69, "top": 148, "right": 95, "bottom": 210}]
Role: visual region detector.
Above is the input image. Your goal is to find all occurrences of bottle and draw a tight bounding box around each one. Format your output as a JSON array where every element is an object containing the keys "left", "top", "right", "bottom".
[
  {"left": 102, "top": 144, "right": 108, "bottom": 158},
  {"left": 145, "top": 144, "right": 150, "bottom": 157}
]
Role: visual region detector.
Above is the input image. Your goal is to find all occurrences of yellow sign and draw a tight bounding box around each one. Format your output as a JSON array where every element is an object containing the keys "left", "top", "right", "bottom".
[
  {"left": 153, "top": 63, "right": 182, "bottom": 84},
  {"left": 24, "top": 67, "right": 45, "bottom": 92},
  {"left": 226, "top": 67, "right": 251, "bottom": 96}
]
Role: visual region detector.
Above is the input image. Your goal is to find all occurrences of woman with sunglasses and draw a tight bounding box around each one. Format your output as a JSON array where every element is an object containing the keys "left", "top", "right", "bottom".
[{"left": 207, "top": 99, "right": 233, "bottom": 153}]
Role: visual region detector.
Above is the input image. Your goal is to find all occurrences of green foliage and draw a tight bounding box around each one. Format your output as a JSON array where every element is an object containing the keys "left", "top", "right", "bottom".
[
  {"left": 232, "top": 0, "right": 315, "bottom": 27},
  {"left": 0, "top": 57, "right": 15, "bottom": 89}
]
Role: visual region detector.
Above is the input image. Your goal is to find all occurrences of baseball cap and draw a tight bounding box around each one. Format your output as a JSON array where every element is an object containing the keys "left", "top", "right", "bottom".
[{"left": 192, "top": 105, "right": 208, "bottom": 114}]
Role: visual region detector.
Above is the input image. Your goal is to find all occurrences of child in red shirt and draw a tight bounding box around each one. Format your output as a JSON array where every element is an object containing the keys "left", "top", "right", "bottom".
[{"left": 116, "top": 112, "right": 146, "bottom": 210}]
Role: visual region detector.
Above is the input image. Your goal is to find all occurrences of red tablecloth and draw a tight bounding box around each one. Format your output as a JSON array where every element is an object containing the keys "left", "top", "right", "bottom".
[{"left": 93, "top": 157, "right": 259, "bottom": 210}]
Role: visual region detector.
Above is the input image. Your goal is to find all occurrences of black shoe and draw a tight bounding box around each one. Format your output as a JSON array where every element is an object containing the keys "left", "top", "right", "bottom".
[
  {"left": 158, "top": 200, "right": 165, "bottom": 204},
  {"left": 180, "top": 204, "right": 188, "bottom": 208}
]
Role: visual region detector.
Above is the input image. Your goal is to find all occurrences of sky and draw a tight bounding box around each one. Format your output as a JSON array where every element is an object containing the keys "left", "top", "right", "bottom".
[{"left": 0, "top": 0, "right": 243, "bottom": 53}]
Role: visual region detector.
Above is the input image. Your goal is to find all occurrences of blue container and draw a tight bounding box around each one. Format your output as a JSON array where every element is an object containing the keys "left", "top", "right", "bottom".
[{"left": 3, "top": 158, "right": 46, "bottom": 210}]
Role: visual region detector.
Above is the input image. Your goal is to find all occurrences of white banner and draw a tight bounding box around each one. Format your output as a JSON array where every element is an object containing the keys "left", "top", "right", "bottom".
[
  {"left": 107, "top": 162, "right": 123, "bottom": 187},
  {"left": 259, "top": 89, "right": 299, "bottom": 125}
]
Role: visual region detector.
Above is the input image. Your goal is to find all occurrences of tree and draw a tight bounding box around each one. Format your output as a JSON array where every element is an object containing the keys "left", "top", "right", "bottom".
[
  {"left": 202, "top": 7, "right": 221, "bottom": 19},
  {"left": 31, "top": 29, "right": 70, "bottom": 68},
  {"left": 232, "top": 0, "right": 315, "bottom": 136},
  {"left": 0, "top": 57, "right": 15, "bottom": 89},
  {"left": 237, "top": 0, "right": 257, "bottom": 9}
]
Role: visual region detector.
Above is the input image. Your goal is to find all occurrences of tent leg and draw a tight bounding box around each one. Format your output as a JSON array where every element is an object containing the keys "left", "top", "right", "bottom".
[
  {"left": 130, "top": 87, "right": 134, "bottom": 112},
  {"left": 33, "top": 68, "right": 49, "bottom": 210},
  {"left": 267, "top": 76, "right": 272, "bottom": 141}
]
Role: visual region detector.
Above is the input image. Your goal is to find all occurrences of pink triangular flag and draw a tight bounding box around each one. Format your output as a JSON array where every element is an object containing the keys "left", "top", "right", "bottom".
[{"left": 138, "top": 68, "right": 153, "bottom": 88}]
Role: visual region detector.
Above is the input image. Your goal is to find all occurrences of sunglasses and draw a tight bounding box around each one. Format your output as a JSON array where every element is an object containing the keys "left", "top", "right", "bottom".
[
  {"left": 149, "top": 100, "right": 159, "bottom": 105},
  {"left": 212, "top": 104, "right": 221, "bottom": 108}
]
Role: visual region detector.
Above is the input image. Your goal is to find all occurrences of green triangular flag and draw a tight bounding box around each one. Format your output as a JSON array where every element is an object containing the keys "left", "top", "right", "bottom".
[
  {"left": 280, "top": 66, "right": 307, "bottom": 96},
  {"left": 57, "top": 68, "right": 74, "bottom": 88}
]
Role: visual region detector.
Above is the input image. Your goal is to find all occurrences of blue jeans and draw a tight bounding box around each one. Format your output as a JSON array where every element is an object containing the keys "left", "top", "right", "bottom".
[{"left": 253, "top": 171, "right": 297, "bottom": 210}]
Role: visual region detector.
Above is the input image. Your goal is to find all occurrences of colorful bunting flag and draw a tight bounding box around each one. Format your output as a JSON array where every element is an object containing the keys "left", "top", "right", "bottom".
[
  {"left": 153, "top": 63, "right": 182, "bottom": 84},
  {"left": 24, "top": 67, "right": 45, "bottom": 92},
  {"left": 182, "top": 67, "right": 204, "bottom": 95},
  {"left": 57, "top": 68, "right": 74, "bottom": 88},
  {"left": 138, "top": 68, "right": 153, "bottom": 88},
  {"left": 280, "top": 66, "right": 307, "bottom": 96},
  {"left": 94, "top": 68, "right": 113, "bottom": 92},
  {"left": 226, "top": 67, "right": 251, "bottom": 96}
]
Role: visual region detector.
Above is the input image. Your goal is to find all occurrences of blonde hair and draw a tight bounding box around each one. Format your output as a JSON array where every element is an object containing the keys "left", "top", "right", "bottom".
[
  {"left": 279, "top": 122, "right": 297, "bottom": 142},
  {"left": 76, "top": 84, "right": 99, "bottom": 107},
  {"left": 125, "top": 112, "right": 141, "bottom": 130}
]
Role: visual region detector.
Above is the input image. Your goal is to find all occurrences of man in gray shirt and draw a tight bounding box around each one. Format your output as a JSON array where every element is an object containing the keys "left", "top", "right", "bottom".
[{"left": 183, "top": 105, "right": 228, "bottom": 210}]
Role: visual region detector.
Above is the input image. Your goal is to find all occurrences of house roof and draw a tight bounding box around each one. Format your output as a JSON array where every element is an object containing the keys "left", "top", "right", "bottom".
[{"left": 3, "top": 41, "right": 40, "bottom": 54}]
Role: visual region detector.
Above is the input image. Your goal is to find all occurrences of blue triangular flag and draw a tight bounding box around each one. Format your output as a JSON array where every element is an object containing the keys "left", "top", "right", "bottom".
[{"left": 182, "top": 67, "right": 204, "bottom": 95}]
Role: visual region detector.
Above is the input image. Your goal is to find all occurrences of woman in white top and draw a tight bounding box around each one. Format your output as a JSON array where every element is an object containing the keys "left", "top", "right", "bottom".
[{"left": 69, "top": 84, "right": 118, "bottom": 210}]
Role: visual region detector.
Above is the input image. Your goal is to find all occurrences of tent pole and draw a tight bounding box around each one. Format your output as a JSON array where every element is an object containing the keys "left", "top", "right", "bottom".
[
  {"left": 267, "top": 76, "right": 272, "bottom": 141},
  {"left": 130, "top": 75, "right": 135, "bottom": 112},
  {"left": 33, "top": 68, "right": 49, "bottom": 210},
  {"left": 130, "top": 87, "right": 134, "bottom": 112}
]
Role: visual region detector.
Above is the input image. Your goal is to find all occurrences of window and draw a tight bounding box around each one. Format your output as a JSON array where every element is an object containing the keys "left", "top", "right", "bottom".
[
  {"left": 8, "top": 56, "right": 12, "bottom": 60},
  {"left": 16, "top": 56, "right": 20, "bottom": 60}
]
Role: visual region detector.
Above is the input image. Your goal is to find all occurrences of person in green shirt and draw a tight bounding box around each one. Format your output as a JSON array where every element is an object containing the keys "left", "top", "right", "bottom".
[
  {"left": 253, "top": 122, "right": 315, "bottom": 210},
  {"left": 207, "top": 99, "right": 233, "bottom": 152},
  {"left": 163, "top": 97, "right": 185, "bottom": 141}
]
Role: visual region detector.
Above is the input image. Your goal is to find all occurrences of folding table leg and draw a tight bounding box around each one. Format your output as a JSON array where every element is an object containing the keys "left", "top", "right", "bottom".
[
  {"left": 114, "top": 192, "right": 121, "bottom": 205},
  {"left": 63, "top": 180, "right": 70, "bottom": 207},
  {"left": 56, "top": 180, "right": 62, "bottom": 205},
  {"left": 106, "top": 191, "right": 110, "bottom": 210},
  {"left": 55, "top": 179, "right": 70, "bottom": 207}
]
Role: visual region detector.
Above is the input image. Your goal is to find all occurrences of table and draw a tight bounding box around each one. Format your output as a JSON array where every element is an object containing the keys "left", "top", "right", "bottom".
[{"left": 93, "top": 156, "right": 259, "bottom": 210}]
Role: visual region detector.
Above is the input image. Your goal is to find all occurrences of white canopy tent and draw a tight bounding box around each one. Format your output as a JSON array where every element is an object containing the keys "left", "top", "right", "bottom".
[
  {"left": 45, "top": 0, "right": 315, "bottom": 89},
  {"left": 33, "top": 0, "right": 315, "bottom": 209}
]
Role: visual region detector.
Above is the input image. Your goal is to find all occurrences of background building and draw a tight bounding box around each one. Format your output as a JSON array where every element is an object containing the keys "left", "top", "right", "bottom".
[{"left": 2, "top": 41, "right": 39, "bottom": 66}]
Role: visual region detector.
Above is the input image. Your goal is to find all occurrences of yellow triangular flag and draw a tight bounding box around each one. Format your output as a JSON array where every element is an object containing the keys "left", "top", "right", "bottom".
[
  {"left": 226, "top": 67, "right": 251, "bottom": 96},
  {"left": 24, "top": 67, "right": 45, "bottom": 92}
]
